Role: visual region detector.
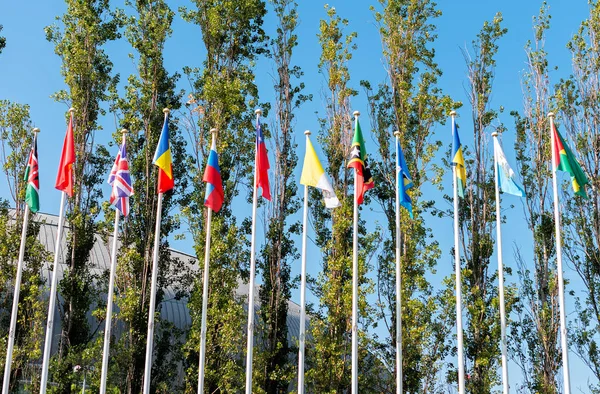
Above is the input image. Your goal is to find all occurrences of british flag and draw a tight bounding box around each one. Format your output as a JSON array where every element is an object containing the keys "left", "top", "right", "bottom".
[{"left": 108, "top": 142, "right": 133, "bottom": 216}]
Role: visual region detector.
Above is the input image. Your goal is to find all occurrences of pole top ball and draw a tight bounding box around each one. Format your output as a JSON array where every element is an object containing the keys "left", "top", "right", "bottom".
[
  {"left": 548, "top": 112, "right": 555, "bottom": 118},
  {"left": 121, "top": 129, "right": 128, "bottom": 135},
  {"left": 163, "top": 108, "right": 170, "bottom": 115},
  {"left": 69, "top": 108, "right": 75, "bottom": 114},
  {"left": 304, "top": 130, "right": 311, "bottom": 136},
  {"left": 33, "top": 127, "right": 40, "bottom": 134},
  {"left": 255, "top": 109, "right": 262, "bottom": 116},
  {"left": 210, "top": 128, "right": 218, "bottom": 134},
  {"left": 353, "top": 111, "right": 360, "bottom": 117},
  {"left": 450, "top": 110, "right": 457, "bottom": 116},
  {"left": 394, "top": 130, "right": 401, "bottom": 137}
]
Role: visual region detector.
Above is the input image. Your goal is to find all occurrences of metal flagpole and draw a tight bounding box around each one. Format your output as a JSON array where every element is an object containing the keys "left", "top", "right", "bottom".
[
  {"left": 245, "top": 108, "right": 262, "bottom": 394},
  {"left": 394, "top": 130, "right": 403, "bottom": 394},
  {"left": 100, "top": 129, "right": 127, "bottom": 394},
  {"left": 143, "top": 108, "right": 170, "bottom": 394},
  {"left": 40, "top": 190, "right": 67, "bottom": 394},
  {"left": 451, "top": 111, "right": 466, "bottom": 394},
  {"left": 198, "top": 128, "right": 218, "bottom": 394},
  {"left": 492, "top": 131, "right": 509, "bottom": 394},
  {"left": 548, "top": 112, "right": 572, "bottom": 394},
  {"left": 297, "top": 130, "right": 311, "bottom": 394},
  {"left": 3, "top": 128, "right": 39, "bottom": 394},
  {"left": 351, "top": 110, "right": 360, "bottom": 394}
]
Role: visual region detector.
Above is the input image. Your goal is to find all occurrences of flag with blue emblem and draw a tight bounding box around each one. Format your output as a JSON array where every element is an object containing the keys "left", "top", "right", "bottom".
[{"left": 397, "top": 140, "right": 413, "bottom": 217}]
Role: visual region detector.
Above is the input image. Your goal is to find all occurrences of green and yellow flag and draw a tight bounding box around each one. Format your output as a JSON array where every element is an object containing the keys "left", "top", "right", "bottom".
[{"left": 552, "top": 124, "right": 589, "bottom": 198}]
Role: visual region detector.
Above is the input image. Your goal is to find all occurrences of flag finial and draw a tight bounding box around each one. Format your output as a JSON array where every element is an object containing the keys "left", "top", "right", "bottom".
[
  {"left": 548, "top": 112, "right": 555, "bottom": 119},
  {"left": 33, "top": 127, "right": 40, "bottom": 134},
  {"left": 353, "top": 110, "right": 360, "bottom": 117},
  {"left": 210, "top": 128, "right": 218, "bottom": 135},
  {"left": 304, "top": 130, "right": 311, "bottom": 136},
  {"left": 450, "top": 110, "right": 457, "bottom": 117},
  {"left": 121, "top": 129, "right": 128, "bottom": 135},
  {"left": 394, "top": 130, "right": 400, "bottom": 137},
  {"left": 255, "top": 108, "right": 262, "bottom": 116},
  {"left": 69, "top": 108, "right": 75, "bottom": 114},
  {"left": 163, "top": 108, "right": 170, "bottom": 115},
  {"left": 492, "top": 131, "right": 499, "bottom": 137}
]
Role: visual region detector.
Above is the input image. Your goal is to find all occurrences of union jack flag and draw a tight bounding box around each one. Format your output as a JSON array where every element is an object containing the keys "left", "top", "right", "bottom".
[{"left": 108, "top": 142, "right": 133, "bottom": 216}]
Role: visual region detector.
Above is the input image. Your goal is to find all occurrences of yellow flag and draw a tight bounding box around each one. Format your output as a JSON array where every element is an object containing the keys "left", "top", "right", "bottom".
[{"left": 301, "top": 137, "right": 340, "bottom": 208}]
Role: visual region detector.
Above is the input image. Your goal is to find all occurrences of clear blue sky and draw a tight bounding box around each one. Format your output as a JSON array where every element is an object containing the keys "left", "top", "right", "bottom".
[{"left": 0, "top": 0, "right": 595, "bottom": 391}]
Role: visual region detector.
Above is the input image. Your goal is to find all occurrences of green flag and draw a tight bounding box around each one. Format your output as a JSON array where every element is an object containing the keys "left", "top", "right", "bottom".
[{"left": 552, "top": 124, "right": 589, "bottom": 199}]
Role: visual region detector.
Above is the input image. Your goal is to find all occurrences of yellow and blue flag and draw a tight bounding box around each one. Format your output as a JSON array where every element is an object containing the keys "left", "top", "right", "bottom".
[
  {"left": 153, "top": 113, "right": 174, "bottom": 193},
  {"left": 396, "top": 140, "right": 413, "bottom": 217},
  {"left": 451, "top": 120, "right": 466, "bottom": 198}
]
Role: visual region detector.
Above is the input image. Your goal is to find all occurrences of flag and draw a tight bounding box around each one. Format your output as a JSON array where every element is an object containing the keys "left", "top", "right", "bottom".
[
  {"left": 552, "top": 124, "right": 589, "bottom": 199},
  {"left": 24, "top": 137, "right": 40, "bottom": 213},
  {"left": 301, "top": 136, "right": 340, "bottom": 208},
  {"left": 451, "top": 121, "right": 466, "bottom": 198},
  {"left": 396, "top": 140, "right": 413, "bottom": 217},
  {"left": 55, "top": 113, "right": 75, "bottom": 197},
  {"left": 347, "top": 118, "right": 374, "bottom": 205},
  {"left": 203, "top": 138, "right": 224, "bottom": 212},
  {"left": 153, "top": 114, "right": 174, "bottom": 193},
  {"left": 108, "top": 142, "right": 134, "bottom": 216},
  {"left": 493, "top": 138, "right": 525, "bottom": 197},
  {"left": 255, "top": 117, "right": 271, "bottom": 201}
]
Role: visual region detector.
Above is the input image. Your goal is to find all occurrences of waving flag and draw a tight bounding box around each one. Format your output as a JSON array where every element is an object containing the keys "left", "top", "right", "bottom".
[
  {"left": 552, "top": 124, "right": 589, "bottom": 198},
  {"left": 255, "top": 118, "right": 271, "bottom": 201},
  {"left": 153, "top": 114, "right": 174, "bottom": 193},
  {"left": 25, "top": 136, "right": 40, "bottom": 213},
  {"left": 203, "top": 139, "right": 224, "bottom": 212},
  {"left": 397, "top": 140, "right": 413, "bottom": 217},
  {"left": 493, "top": 138, "right": 524, "bottom": 197},
  {"left": 55, "top": 113, "right": 75, "bottom": 197},
  {"left": 451, "top": 121, "right": 466, "bottom": 198},
  {"left": 108, "top": 142, "right": 134, "bottom": 216},
  {"left": 347, "top": 118, "right": 374, "bottom": 205},
  {"left": 301, "top": 136, "right": 340, "bottom": 208}
]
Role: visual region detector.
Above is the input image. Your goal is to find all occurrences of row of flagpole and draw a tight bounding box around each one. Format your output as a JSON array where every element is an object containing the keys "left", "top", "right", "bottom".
[{"left": 2, "top": 106, "right": 586, "bottom": 394}]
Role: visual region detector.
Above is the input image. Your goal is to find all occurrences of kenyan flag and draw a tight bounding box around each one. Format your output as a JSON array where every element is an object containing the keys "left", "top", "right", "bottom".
[{"left": 24, "top": 137, "right": 39, "bottom": 213}]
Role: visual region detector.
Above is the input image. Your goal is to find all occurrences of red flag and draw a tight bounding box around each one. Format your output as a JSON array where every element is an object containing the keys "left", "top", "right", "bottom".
[
  {"left": 55, "top": 113, "right": 75, "bottom": 197},
  {"left": 255, "top": 118, "right": 271, "bottom": 201}
]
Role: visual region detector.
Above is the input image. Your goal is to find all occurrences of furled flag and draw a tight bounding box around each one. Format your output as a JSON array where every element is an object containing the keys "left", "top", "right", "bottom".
[
  {"left": 493, "top": 137, "right": 525, "bottom": 197},
  {"left": 301, "top": 136, "right": 340, "bottom": 208},
  {"left": 24, "top": 136, "right": 40, "bottom": 213},
  {"left": 255, "top": 117, "right": 271, "bottom": 201},
  {"left": 153, "top": 113, "right": 174, "bottom": 193},
  {"left": 397, "top": 140, "right": 413, "bottom": 217},
  {"left": 55, "top": 113, "right": 75, "bottom": 197},
  {"left": 552, "top": 124, "right": 589, "bottom": 199},
  {"left": 203, "top": 138, "right": 224, "bottom": 212},
  {"left": 347, "top": 118, "right": 374, "bottom": 205},
  {"left": 451, "top": 121, "right": 466, "bottom": 198},
  {"left": 108, "top": 142, "right": 134, "bottom": 216}
]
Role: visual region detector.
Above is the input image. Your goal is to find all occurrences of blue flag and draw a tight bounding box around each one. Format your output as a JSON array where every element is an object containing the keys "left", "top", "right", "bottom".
[
  {"left": 493, "top": 137, "right": 524, "bottom": 197},
  {"left": 397, "top": 140, "right": 413, "bottom": 217}
]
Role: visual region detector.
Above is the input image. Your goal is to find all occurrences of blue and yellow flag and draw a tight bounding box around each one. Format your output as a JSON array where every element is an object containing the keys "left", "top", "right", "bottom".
[
  {"left": 396, "top": 140, "right": 413, "bottom": 217},
  {"left": 153, "top": 113, "right": 174, "bottom": 193},
  {"left": 451, "top": 121, "right": 466, "bottom": 198}
]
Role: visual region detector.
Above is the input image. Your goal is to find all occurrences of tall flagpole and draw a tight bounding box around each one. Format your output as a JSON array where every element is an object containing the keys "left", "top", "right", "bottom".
[
  {"left": 548, "top": 112, "right": 572, "bottom": 394},
  {"left": 351, "top": 110, "right": 360, "bottom": 394},
  {"left": 198, "top": 128, "right": 218, "bottom": 394},
  {"left": 297, "top": 130, "right": 311, "bottom": 394},
  {"left": 100, "top": 129, "right": 127, "bottom": 394},
  {"left": 3, "top": 128, "right": 39, "bottom": 394},
  {"left": 41, "top": 107, "right": 74, "bottom": 394},
  {"left": 492, "top": 131, "right": 509, "bottom": 394},
  {"left": 245, "top": 108, "right": 262, "bottom": 394},
  {"left": 394, "top": 130, "right": 403, "bottom": 394},
  {"left": 143, "top": 108, "right": 170, "bottom": 394},
  {"left": 451, "top": 111, "right": 466, "bottom": 394}
]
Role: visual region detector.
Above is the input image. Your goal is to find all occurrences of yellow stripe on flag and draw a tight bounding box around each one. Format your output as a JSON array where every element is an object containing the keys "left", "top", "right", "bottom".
[{"left": 301, "top": 138, "right": 325, "bottom": 187}]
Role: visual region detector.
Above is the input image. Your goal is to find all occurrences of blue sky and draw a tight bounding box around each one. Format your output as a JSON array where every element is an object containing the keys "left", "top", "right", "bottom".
[{"left": 0, "top": 0, "right": 596, "bottom": 391}]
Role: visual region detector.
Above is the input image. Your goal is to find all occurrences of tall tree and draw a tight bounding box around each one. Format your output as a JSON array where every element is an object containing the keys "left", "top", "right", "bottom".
[
  {"left": 102, "top": 1, "right": 188, "bottom": 392},
  {"left": 556, "top": 1, "right": 600, "bottom": 391},
  {"left": 455, "top": 13, "right": 508, "bottom": 392},
  {"left": 0, "top": 101, "right": 48, "bottom": 392},
  {"left": 511, "top": 4, "right": 561, "bottom": 392},
  {"left": 179, "top": 0, "right": 267, "bottom": 392},
  {"left": 0, "top": 25, "right": 5, "bottom": 55},
  {"left": 255, "top": 0, "right": 307, "bottom": 392},
  {"left": 44, "top": 1, "right": 120, "bottom": 391},
  {"left": 306, "top": 5, "right": 378, "bottom": 392},
  {"left": 363, "top": 0, "right": 457, "bottom": 391}
]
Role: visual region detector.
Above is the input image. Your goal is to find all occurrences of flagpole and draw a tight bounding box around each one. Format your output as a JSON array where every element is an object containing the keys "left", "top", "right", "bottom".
[
  {"left": 198, "top": 128, "right": 218, "bottom": 394},
  {"left": 492, "top": 131, "right": 509, "bottom": 394},
  {"left": 451, "top": 111, "right": 466, "bottom": 394},
  {"left": 245, "top": 108, "right": 262, "bottom": 394},
  {"left": 143, "top": 108, "right": 170, "bottom": 394},
  {"left": 100, "top": 129, "right": 127, "bottom": 394},
  {"left": 351, "top": 110, "right": 360, "bottom": 394},
  {"left": 2, "top": 127, "right": 39, "bottom": 394},
  {"left": 548, "top": 112, "right": 572, "bottom": 394},
  {"left": 393, "top": 130, "right": 403, "bottom": 394},
  {"left": 297, "top": 130, "right": 311, "bottom": 394},
  {"left": 40, "top": 107, "right": 74, "bottom": 394}
]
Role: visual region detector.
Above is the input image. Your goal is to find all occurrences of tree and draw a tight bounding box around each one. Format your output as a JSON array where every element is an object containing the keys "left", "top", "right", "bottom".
[
  {"left": 363, "top": 0, "right": 457, "bottom": 391},
  {"left": 511, "top": 4, "right": 561, "bottom": 392},
  {"left": 0, "top": 25, "right": 5, "bottom": 55},
  {"left": 178, "top": 0, "right": 268, "bottom": 392}
]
